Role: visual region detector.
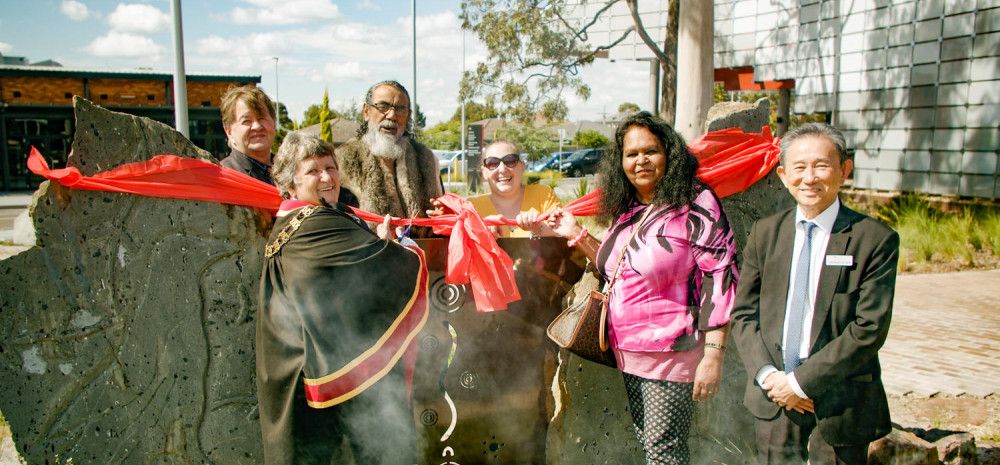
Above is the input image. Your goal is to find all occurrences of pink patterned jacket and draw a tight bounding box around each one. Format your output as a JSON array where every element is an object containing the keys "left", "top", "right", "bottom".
[{"left": 598, "top": 186, "right": 739, "bottom": 353}]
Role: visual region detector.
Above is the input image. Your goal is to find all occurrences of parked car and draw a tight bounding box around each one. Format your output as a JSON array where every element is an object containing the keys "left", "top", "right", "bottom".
[
  {"left": 559, "top": 148, "right": 605, "bottom": 177},
  {"left": 436, "top": 150, "right": 465, "bottom": 174},
  {"left": 530, "top": 151, "right": 572, "bottom": 172}
]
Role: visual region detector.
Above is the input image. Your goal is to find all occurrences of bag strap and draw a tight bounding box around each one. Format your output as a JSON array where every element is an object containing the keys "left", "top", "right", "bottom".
[
  {"left": 599, "top": 205, "right": 655, "bottom": 351},
  {"left": 606, "top": 205, "right": 655, "bottom": 290}
]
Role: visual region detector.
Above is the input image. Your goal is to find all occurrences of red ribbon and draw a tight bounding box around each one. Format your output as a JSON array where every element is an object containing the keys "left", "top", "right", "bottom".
[{"left": 27, "top": 126, "right": 780, "bottom": 313}]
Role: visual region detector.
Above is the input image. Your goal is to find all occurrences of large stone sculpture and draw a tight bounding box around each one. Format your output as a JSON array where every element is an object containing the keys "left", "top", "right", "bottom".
[
  {"left": 1, "top": 97, "right": 791, "bottom": 464},
  {"left": 0, "top": 98, "right": 268, "bottom": 464}
]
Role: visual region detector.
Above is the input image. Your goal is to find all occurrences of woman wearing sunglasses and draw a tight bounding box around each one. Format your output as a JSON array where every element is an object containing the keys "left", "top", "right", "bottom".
[{"left": 469, "top": 140, "right": 562, "bottom": 237}]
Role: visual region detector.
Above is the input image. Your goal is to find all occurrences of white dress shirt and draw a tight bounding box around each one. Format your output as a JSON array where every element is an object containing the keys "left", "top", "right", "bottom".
[{"left": 756, "top": 199, "right": 841, "bottom": 399}]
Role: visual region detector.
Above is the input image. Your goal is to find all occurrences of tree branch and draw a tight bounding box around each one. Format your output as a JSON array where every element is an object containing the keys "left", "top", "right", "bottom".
[
  {"left": 625, "top": 0, "right": 670, "bottom": 64},
  {"left": 551, "top": 0, "right": 621, "bottom": 42}
]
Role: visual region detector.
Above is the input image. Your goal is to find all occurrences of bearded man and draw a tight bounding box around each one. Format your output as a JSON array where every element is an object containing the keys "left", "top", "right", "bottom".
[{"left": 336, "top": 80, "right": 443, "bottom": 233}]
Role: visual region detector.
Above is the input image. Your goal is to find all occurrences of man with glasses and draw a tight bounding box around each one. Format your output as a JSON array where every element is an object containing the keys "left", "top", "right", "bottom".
[
  {"left": 336, "top": 80, "right": 443, "bottom": 234},
  {"left": 730, "top": 123, "right": 899, "bottom": 465}
]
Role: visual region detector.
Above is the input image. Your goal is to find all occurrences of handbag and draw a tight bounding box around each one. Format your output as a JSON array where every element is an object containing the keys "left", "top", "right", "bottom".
[{"left": 546, "top": 207, "right": 654, "bottom": 367}]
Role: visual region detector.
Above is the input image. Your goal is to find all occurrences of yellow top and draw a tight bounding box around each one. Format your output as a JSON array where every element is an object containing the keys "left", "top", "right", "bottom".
[{"left": 468, "top": 184, "right": 562, "bottom": 237}]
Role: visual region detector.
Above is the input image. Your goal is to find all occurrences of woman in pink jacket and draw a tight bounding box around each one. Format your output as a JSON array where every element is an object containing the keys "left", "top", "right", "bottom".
[{"left": 548, "top": 112, "right": 739, "bottom": 465}]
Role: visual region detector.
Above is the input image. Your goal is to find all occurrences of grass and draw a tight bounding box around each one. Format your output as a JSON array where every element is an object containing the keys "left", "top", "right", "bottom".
[{"left": 849, "top": 195, "right": 1000, "bottom": 272}]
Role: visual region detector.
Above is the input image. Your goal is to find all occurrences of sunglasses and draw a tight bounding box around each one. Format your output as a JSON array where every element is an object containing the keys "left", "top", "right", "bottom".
[{"left": 483, "top": 154, "right": 521, "bottom": 170}]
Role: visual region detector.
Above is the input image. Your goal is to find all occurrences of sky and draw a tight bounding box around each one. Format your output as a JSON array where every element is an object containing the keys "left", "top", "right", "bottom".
[{"left": 0, "top": 0, "right": 650, "bottom": 127}]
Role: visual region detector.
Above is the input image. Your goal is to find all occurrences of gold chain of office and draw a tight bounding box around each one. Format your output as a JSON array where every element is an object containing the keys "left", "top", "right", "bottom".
[{"left": 265, "top": 206, "right": 319, "bottom": 258}]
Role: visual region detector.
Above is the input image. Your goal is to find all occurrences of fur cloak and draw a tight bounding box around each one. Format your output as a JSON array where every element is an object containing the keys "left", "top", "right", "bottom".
[{"left": 336, "top": 136, "right": 443, "bottom": 221}]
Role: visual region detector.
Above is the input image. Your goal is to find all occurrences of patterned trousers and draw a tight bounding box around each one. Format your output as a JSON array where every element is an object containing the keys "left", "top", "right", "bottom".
[{"left": 623, "top": 373, "right": 695, "bottom": 465}]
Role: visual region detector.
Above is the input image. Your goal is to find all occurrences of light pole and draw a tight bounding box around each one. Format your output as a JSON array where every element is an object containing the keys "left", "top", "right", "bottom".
[
  {"left": 170, "top": 0, "right": 188, "bottom": 137},
  {"left": 460, "top": 27, "right": 466, "bottom": 186},
  {"left": 411, "top": 0, "right": 417, "bottom": 123},
  {"left": 272, "top": 57, "right": 280, "bottom": 122}
]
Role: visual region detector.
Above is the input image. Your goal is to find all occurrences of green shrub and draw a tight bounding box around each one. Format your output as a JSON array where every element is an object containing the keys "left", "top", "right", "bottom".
[
  {"left": 976, "top": 209, "right": 1000, "bottom": 257},
  {"left": 575, "top": 177, "right": 589, "bottom": 199},
  {"left": 877, "top": 194, "right": 1000, "bottom": 270}
]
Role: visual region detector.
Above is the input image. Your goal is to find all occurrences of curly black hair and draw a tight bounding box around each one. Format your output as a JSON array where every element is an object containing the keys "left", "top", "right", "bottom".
[{"left": 596, "top": 111, "right": 700, "bottom": 225}]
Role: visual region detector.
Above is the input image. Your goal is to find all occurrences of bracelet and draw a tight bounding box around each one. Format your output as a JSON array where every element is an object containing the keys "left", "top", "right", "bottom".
[
  {"left": 704, "top": 342, "right": 726, "bottom": 351},
  {"left": 566, "top": 227, "right": 589, "bottom": 248}
]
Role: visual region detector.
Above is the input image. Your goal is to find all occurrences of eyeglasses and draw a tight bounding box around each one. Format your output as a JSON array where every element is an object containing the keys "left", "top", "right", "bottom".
[
  {"left": 369, "top": 101, "right": 410, "bottom": 115},
  {"left": 483, "top": 154, "right": 521, "bottom": 170}
]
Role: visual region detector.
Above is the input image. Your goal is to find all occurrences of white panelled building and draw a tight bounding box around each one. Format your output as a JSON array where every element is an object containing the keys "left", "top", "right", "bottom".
[
  {"left": 566, "top": 0, "right": 999, "bottom": 198},
  {"left": 715, "top": 0, "right": 999, "bottom": 198}
]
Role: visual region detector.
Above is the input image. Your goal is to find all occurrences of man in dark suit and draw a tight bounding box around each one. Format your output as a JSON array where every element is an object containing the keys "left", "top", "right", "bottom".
[{"left": 730, "top": 122, "right": 899, "bottom": 465}]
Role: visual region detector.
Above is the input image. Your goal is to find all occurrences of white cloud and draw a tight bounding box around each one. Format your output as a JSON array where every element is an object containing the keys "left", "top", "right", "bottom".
[
  {"left": 315, "top": 62, "right": 369, "bottom": 81},
  {"left": 356, "top": 0, "right": 379, "bottom": 11},
  {"left": 60, "top": 0, "right": 92, "bottom": 21},
  {"left": 194, "top": 36, "right": 233, "bottom": 55},
  {"left": 229, "top": 0, "right": 339, "bottom": 25},
  {"left": 0, "top": 42, "right": 12, "bottom": 54},
  {"left": 107, "top": 3, "right": 171, "bottom": 34},
  {"left": 195, "top": 32, "right": 291, "bottom": 58},
  {"left": 85, "top": 31, "right": 163, "bottom": 58}
]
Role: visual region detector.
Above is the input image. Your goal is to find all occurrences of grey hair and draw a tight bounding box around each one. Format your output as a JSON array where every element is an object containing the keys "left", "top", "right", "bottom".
[
  {"left": 779, "top": 122, "right": 848, "bottom": 165},
  {"left": 356, "top": 80, "right": 413, "bottom": 138},
  {"left": 271, "top": 132, "right": 336, "bottom": 199}
]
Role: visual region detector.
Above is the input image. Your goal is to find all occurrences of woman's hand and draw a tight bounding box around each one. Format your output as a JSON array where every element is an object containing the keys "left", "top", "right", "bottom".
[
  {"left": 692, "top": 349, "right": 723, "bottom": 402},
  {"left": 515, "top": 211, "right": 543, "bottom": 237},
  {"left": 376, "top": 214, "right": 396, "bottom": 240},
  {"left": 545, "top": 208, "right": 581, "bottom": 239}
]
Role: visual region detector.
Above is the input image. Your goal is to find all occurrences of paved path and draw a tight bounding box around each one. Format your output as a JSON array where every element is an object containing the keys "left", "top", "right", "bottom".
[{"left": 882, "top": 268, "right": 1000, "bottom": 397}]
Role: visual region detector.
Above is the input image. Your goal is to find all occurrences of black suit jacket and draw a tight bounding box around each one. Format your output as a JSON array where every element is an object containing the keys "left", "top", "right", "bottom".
[{"left": 730, "top": 203, "right": 899, "bottom": 447}]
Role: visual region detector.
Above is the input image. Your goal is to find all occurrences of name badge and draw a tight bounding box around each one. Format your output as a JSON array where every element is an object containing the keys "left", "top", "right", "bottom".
[{"left": 826, "top": 255, "right": 853, "bottom": 267}]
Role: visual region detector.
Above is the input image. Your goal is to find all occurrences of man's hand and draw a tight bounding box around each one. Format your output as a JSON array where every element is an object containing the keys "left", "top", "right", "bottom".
[
  {"left": 425, "top": 198, "right": 447, "bottom": 217},
  {"left": 761, "top": 372, "right": 815, "bottom": 413}
]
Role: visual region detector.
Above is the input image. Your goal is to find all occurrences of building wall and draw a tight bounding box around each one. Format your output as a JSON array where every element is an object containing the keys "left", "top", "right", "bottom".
[
  {"left": 715, "top": 0, "right": 1000, "bottom": 199},
  {"left": 87, "top": 78, "right": 169, "bottom": 107},
  {"left": 187, "top": 81, "right": 245, "bottom": 108},
  {"left": 0, "top": 76, "right": 256, "bottom": 110},
  {"left": 0, "top": 71, "right": 259, "bottom": 192},
  {"left": 0, "top": 76, "right": 85, "bottom": 105}
]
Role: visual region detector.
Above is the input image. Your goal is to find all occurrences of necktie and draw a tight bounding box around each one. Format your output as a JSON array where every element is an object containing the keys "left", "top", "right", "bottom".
[{"left": 785, "top": 221, "right": 816, "bottom": 372}]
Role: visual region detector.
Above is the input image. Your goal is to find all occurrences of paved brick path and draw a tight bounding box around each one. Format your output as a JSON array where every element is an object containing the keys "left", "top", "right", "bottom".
[{"left": 882, "top": 269, "right": 1000, "bottom": 397}]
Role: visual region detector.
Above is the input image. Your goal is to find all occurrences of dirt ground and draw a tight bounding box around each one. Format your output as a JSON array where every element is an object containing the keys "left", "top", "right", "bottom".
[{"left": 890, "top": 394, "right": 1000, "bottom": 447}]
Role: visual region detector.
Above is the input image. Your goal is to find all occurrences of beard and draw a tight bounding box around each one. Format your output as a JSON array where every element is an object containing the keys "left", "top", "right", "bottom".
[{"left": 362, "top": 121, "right": 407, "bottom": 160}]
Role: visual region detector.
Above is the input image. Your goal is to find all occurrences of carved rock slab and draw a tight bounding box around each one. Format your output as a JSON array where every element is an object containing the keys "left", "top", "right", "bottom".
[{"left": 0, "top": 99, "right": 268, "bottom": 464}]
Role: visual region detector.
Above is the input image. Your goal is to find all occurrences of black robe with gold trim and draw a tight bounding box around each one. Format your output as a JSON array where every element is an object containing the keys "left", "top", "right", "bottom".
[{"left": 257, "top": 203, "right": 428, "bottom": 464}]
